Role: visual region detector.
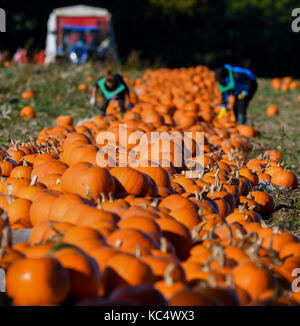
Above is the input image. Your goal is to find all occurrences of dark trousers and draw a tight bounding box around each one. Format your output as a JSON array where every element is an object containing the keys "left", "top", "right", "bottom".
[
  {"left": 99, "top": 91, "right": 126, "bottom": 116},
  {"left": 233, "top": 79, "right": 258, "bottom": 124}
]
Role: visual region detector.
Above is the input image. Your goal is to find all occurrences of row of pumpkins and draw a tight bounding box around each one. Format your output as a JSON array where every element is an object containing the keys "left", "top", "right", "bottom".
[{"left": 0, "top": 65, "right": 299, "bottom": 306}]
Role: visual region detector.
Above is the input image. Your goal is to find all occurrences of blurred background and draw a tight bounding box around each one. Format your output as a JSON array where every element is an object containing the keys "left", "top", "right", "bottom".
[{"left": 0, "top": 0, "right": 300, "bottom": 76}]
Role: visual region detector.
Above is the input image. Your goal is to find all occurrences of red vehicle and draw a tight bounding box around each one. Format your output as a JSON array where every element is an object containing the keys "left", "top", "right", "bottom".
[{"left": 45, "top": 5, "right": 118, "bottom": 64}]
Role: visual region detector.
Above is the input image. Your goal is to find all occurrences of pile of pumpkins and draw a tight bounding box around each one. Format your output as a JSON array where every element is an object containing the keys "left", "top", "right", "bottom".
[{"left": 0, "top": 65, "right": 299, "bottom": 306}]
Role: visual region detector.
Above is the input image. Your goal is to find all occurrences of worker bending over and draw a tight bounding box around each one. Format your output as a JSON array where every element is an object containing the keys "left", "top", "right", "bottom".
[
  {"left": 215, "top": 64, "right": 257, "bottom": 124},
  {"left": 90, "top": 69, "right": 131, "bottom": 118}
]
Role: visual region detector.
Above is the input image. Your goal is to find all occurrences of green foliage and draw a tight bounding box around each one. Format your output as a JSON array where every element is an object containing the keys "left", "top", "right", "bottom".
[
  {"left": 148, "top": 0, "right": 197, "bottom": 14},
  {"left": 1, "top": 0, "right": 300, "bottom": 76}
]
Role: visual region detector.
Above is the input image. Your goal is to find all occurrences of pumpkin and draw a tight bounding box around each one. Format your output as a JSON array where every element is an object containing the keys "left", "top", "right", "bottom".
[
  {"left": 101, "top": 252, "right": 155, "bottom": 295},
  {"left": 232, "top": 262, "right": 276, "bottom": 301},
  {"left": 109, "top": 284, "right": 167, "bottom": 306},
  {"left": 141, "top": 256, "right": 185, "bottom": 282},
  {"left": 250, "top": 191, "right": 275, "bottom": 214},
  {"left": 61, "top": 162, "right": 115, "bottom": 201},
  {"left": 169, "top": 289, "right": 221, "bottom": 306},
  {"left": 29, "top": 191, "right": 59, "bottom": 226},
  {"left": 169, "top": 207, "right": 202, "bottom": 230},
  {"left": 10, "top": 165, "right": 33, "bottom": 179},
  {"left": 7, "top": 197, "right": 32, "bottom": 228},
  {"left": 118, "top": 216, "right": 161, "bottom": 241},
  {"left": 279, "top": 242, "right": 300, "bottom": 259},
  {"left": 266, "top": 105, "right": 279, "bottom": 116},
  {"left": 135, "top": 164, "right": 171, "bottom": 189},
  {"left": 56, "top": 115, "right": 74, "bottom": 126},
  {"left": 6, "top": 257, "right": 70, "bottom": 306},
  {"left": 159, "top": 194, "right": 198, "bottom": 212},
  {"left": 24, "top": 242, "right": 56, "bottom": 258},
  {"left": 78, "top": 84, "right": 88, "bottom": 92},
  {"left": 1, "top": 65, "right": 298, "bottom": 306},
  {"left": 110, "top": 167, "right": 150, "bottom": 197},
  {"left": 271, "top": 170, "right": 298, "bottom": 189},
  {"left": 63, "top": 226, "right": 105, "bottom": 246},
  {"left": 21, "top": 90, "right": 35, "bottom": 100},
  {"left": 156, "top": 218, "right": 193, "bottom": 260},
  {"left": 51, "top": 244, "right": 100, "bottom": 300},
  {"left": 20, "top": 106, "right": 35, "bottom": 120},
  {"left": 107, "top": 228, "right": 159, "bottom": 253},
  {"left": 29, "top": 221, "right": 74, "bottom": 245}
]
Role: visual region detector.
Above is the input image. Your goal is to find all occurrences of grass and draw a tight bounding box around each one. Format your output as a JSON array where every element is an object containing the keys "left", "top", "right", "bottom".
[
  {"left": 248, "top": 79, "right": 300, "bottom": 235},
  {"left": 0, "top": 64, "right": 299, "bottom": 233},
  {"left": 0, "top": 62, "right": 144, "bottom": 147}
]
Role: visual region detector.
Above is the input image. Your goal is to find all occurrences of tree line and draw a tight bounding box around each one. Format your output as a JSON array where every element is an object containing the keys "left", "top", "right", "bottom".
[{"left": 0, "top": 0, "right": 300, "bottom": 77}]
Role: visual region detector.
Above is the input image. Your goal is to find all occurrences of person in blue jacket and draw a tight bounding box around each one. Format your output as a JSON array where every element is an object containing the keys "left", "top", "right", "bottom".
[{"left": 215, "top": 64, "right": 257, "bottom": 124}]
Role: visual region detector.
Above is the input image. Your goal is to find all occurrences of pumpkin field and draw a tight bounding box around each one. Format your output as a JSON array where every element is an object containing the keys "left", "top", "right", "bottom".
[{"left": 0, "top": 62, "right": 299, "bottom": 307}]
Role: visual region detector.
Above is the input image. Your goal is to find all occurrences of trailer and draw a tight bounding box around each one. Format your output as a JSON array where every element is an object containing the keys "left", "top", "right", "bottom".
[{"left": 45, "top": 5, "right": 118, "bottom": 64}]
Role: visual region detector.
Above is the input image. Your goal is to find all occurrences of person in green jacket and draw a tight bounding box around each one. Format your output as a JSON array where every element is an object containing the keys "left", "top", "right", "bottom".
[{"left": 90, "top": 69, "right": 132, "bottom": 118}]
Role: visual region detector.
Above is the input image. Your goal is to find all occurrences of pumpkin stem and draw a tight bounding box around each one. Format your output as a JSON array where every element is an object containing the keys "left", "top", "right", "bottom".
[
  {"left": 164, "top": 263, "right": 175, "bottom": 286},
  {"left": 208, "top": 225, "right": 217, "bottom": 241},
  {"left": 96, "top": 198, "right": 103, "bottom": 210},
  {"left": 224, "top": 274, "right": 235, "bottom": 288},
  {"left": 248, "top": 204, "right": 256, "bottom": 211},
  {"left": 151, "top": 198, "right": 159, "bottom": 207},
  {"left": 246, "top": 238, "right": 263, "bottom": 259},
  {"left": 217, "top": 183, "right": 223, "bottom": 192},
  {"left": 235, "top": 228, "right": 244, "bottom": 244},
  {"left": 22, "top": 159, "right": 28, "bottom": 167},
  {"left": 227, "top": 175, "right": 233, "bottom": 185},
  {"left": 108, "top": 192, "right": 115, "bottom": 202},
  {"left": 213, "top": 168, "right": 220, "bottom": 178},
  {"left": 244, "top": 215, "right": 251, "bottom": 222},
  {"left": 247, "top": 193, "right": 254, "bottom": 200},
  {"left": 272, "top": 226, "right": 280, "bottom": 235},
  {"left": 201, "top": 185, "right": 209, "bottom": 198},
  {"left": 115, "top": 239, "right": 123, "bottom": 248},
  {"left": 0, "top": 211, "right": 8, "bottom": 221},
  {"left": 48, "top": 222, "right": 64, "bottom": 239},
  {"left": 11, "top": 139, "right": 17, "bottom": 151},
  {"left": 213, "top": 245, "right": 225, "bottom": 268},
  {"left": 224, "top": 223, "right": 233, "bottom": 246},
  {"left": 197, "top": 208, "right": 203, "bottom": 217},
  {"left": 30, "top": 175, "right": 38, "bottom": 186},
  {"left": 160, "top": 237, "right": 168, "bottom": 253},
  {"left": 209, "top": 184, "right": 215, "bottom": 197},
  {"left": 238, "top": 203, "right": 247, "bottom": 213},
  {"left": 0, "top": 223, "right": 12, "bottom": 258},
  {"left": 135, "top": 244, "right": 141, "bottom": 259},
  {"left": 207, "top": 274, "right": 218, "bottom": 288},
  {"left": 240, "top": 231, "right": 258, "bottom": 249},
  {"left": 260, "top": 220, "right": 268, "bottom": 228},
  {"left": 99, "top": 192, "right": 107, "bottom": 202},
  {"left": 51, "top": 144, "right": 59, "bottom": 155},
  {"left": 86, "top": 187, "right": 93, "bottom": 200},
  {"left": 202, "top": 256, "right": 214, "bottom": 273},
  {"left": 267, "top": 234, "right": 274, "bottom": 251},
  {"left": 6, "top": 183, "right": 15, "bottom": 197},
  {"left": 192, "top": 223, "right": 205, "bottom": 242},
  {"left": 0, "top": 192, "right": 14, "bottom": 204}
]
